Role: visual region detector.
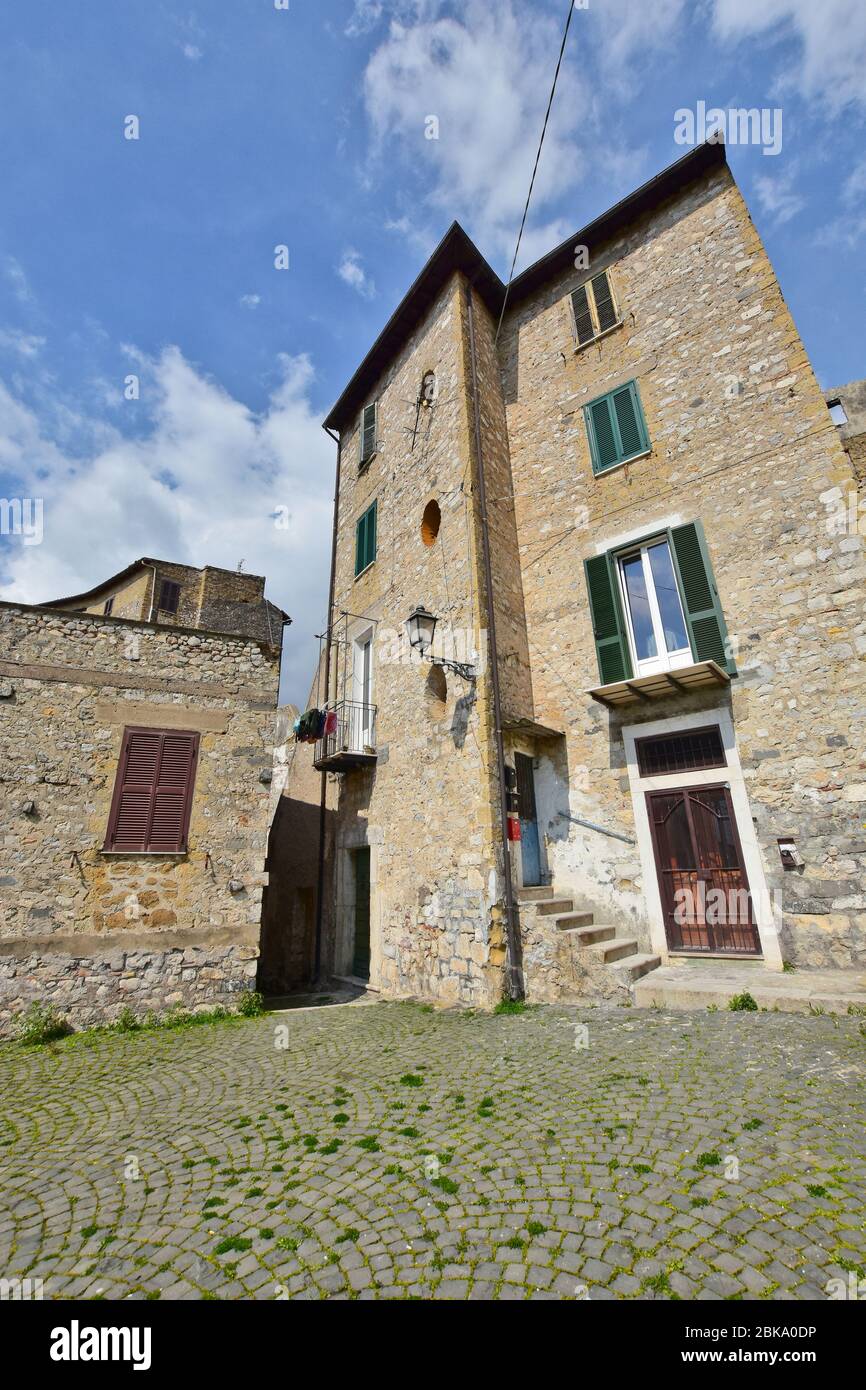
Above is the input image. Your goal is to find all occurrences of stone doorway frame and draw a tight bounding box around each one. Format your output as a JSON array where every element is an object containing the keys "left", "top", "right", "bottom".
[{"left": 621, "top": 706, "right": 783, "bottom": 971}]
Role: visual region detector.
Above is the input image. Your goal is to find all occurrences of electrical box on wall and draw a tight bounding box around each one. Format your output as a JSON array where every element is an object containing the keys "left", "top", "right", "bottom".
[{"left": 777, "top": 837, "right": 804, "bottom": 869}]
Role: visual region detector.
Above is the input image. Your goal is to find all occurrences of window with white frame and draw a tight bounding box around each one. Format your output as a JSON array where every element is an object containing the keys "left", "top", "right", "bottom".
[{"left": 616, "top": 536, "right": 692, "bottom": 676}]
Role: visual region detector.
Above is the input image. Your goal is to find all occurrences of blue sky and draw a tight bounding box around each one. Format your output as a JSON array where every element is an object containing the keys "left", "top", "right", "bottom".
[{"left": 1, "top": 0, "right": 864, "bottom": 704}]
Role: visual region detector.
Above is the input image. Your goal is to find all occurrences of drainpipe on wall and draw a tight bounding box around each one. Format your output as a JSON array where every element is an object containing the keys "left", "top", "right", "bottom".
[
  {"left": 313, "top": 426, "right": 342, "bottom": 985},
  {"left": 465, "top": 282, "right": 525, "bottom": 1002},
  {"left": 145, "top": 561, "right": 159, "bottom": 622}
]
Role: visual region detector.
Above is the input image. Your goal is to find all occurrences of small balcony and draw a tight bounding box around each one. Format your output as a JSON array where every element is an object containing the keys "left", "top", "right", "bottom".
[{"left": 313, "top": 700, "right": 378, "bottom": 772}]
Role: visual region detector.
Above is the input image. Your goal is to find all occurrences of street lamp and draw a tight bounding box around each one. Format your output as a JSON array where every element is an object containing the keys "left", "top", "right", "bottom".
[
  {"left": 405, "top": 605, "right": 476, "bottom": 682},
  {"left": 405, "top": 605, "right": 437, "bottom": 657}
]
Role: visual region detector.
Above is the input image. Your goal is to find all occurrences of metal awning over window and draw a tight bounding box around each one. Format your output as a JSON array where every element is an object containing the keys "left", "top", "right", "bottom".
[{"left": 587, "top": 659, "right": 730, "bottom": 708}]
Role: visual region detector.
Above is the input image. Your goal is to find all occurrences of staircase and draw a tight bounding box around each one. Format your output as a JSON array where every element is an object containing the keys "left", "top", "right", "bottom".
[{"left": 518, "top": 886, "right": 660, "bottom": 1004}]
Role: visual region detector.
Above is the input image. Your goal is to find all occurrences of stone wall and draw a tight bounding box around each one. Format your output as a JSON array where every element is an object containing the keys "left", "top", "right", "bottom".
[
  {"left": 0, "top": 601, "right": 281, "bottom": 1034},
  {"left": 825, "top": 381, "right": 866, "bottom": 487}
]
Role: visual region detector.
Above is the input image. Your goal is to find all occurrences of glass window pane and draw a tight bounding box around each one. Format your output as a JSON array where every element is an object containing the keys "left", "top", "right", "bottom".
[
  {"left": 648, "top": 541, "right": 689, "bottom": 653},
  {"left": 621, "top": 554, "right": 656, "bottom": 661}
]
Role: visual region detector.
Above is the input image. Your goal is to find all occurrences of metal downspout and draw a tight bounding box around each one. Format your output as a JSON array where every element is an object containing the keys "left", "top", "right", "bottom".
[
  {"left": 314, "top": 425, "right": 342, "bottom": 985},
  {"left": 465, "top": 283, "right": 525, "bottom": 1001}
]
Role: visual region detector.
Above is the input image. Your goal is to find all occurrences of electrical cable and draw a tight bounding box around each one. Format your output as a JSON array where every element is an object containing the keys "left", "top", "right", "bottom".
[{"left": 493, "top": 0, "right": 577, "bottom": 347}]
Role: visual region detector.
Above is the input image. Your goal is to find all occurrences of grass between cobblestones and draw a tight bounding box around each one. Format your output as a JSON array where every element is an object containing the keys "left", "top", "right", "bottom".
[{"left": 1, "top": 1000, "right": 864, "bottom": 1301}]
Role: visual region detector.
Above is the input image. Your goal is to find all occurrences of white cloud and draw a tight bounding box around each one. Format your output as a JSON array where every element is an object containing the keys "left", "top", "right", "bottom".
[
  {"left": 346, "top": 1, "right": 442, "bottom": 37},
  {"left": 346, "top": 0, "right": 385, "bottom": 35},
  {"left": 362, "top": 1, "right": 593, "bottom": 262},
  {"left": 711, "top": 0, "right": 866, "bottom": 114},
  {"left": 239, "top": 293, "right": 261, "bottom": 309},
  {"left": 0, "top": 328, "right": 46, "bottom": 358},
  {"left": 2, "top": 256, "right": 33, "bottom": 305},
  {"left": 384, "top": 215, "right": 436, "bottom": 258},
  {"left": 0, "top": 349, "right": 334, "bottom": 706},
  {"left": 337, "top": 248, "right": 377, "bottom": 299},
  {"left": 588, "top": 0, "right": 687, "bottom": 76},
  {"left": 843, "top": 159, "right": 866, "bottom": 206},
  {"left": 752, "top": 171, "right": 804, "bottom": 225},
  {"left": 181, "top": 43, "right": 203, "bottom": 62}
]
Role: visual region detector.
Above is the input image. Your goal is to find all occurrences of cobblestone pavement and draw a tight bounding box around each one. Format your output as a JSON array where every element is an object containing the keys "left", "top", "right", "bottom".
[{"left": 2, "top": 1001, "right": 865, "bottom": 1301}]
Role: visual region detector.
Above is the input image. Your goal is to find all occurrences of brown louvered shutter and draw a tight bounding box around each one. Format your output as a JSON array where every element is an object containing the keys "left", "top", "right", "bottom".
[
  {"left": 571, "top": 284, "right": 595, "bottom": 345},
  {"left": 591, "top": 271, "right": 618, "bottom": 333},
  {"left": 105, "top": 728, "right": 199, "bottom": 852}
]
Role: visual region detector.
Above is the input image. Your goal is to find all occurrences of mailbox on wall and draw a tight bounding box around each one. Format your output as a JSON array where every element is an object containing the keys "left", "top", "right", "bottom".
[{"left": 778, "top": 837, "right": 804, "bottom": 869}]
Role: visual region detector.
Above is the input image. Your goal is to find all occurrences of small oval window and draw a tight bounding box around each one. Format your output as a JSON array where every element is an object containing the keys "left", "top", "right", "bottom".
[{"left": 421, "top": 499, "right": 441, "bottom": 547}]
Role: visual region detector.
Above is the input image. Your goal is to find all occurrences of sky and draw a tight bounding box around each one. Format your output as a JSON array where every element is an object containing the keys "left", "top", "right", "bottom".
[{"left": 0, "top": 0, "right": 864, "bottom": 705}]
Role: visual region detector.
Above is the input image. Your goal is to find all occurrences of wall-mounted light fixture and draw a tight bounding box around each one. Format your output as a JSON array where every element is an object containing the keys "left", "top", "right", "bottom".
[{"left": 405, "top": 605, "right": 476, "bottom": 682}]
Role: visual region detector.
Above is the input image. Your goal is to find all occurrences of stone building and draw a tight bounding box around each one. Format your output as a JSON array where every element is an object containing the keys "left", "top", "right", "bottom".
[
  {"left": 0, "top": 559, "right": 288, "bottom": 1034},
  {"left": 284, "top": 138, "right": 865, "bottom": 1008},
  {"left": 825, "top": 380, "right": 866, "bottom": 485},
  {"left": 45, "top": 555, "right": 286, "bottom": 648}
]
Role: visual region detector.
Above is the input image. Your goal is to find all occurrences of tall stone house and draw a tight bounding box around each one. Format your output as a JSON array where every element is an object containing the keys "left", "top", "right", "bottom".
[
  {"left": 287, "top": 139, "right": 865, "bottom": 1009},
  {"left": 0, "top": 558, "right": 288, "bottom": 1034}
]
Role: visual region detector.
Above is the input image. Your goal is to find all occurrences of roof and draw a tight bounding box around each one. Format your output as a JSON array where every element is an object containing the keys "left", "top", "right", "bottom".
[
  {"left": 323, "top": 140, "right": 729, "bottom": 433},
  {"left": 323, "top": 222, "right": 503, "bottom": 434}
]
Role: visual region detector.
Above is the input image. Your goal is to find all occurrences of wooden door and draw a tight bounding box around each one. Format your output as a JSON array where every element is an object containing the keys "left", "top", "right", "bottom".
[
  {"left": 352, "top": 847, "right": 371, "bottom": 979},
  {"left": 646, "top": 785, "right": 761, "bottom": 955}
]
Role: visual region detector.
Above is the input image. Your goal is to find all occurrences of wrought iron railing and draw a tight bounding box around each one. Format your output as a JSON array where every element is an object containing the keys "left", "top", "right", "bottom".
[{"left": 314, "top": 700, "right": 377, "bottom": 765}]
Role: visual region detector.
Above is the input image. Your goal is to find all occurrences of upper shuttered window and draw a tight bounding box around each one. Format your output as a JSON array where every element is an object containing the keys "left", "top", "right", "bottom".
[
  {"left": 157, "top": 579, "right": 181, "bottom": 614},
  {"left": 104, "top": 727, "right": 200, "bottom": 853},
  {"left": 359, "top": 403, "right": 378, "bottom": 468},
  {"left": 570, "top": 270, "right": 620, "bottom": 347},
  {"left": 583, "top": 380, "right": 650, "bottom": 475}
]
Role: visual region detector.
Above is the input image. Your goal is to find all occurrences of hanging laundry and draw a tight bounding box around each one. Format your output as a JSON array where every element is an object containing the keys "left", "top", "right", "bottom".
[
  {"left": 323, "top": 709, "right": 338, "bottom": 736},
  {"left": 295, "top": 708, "right": 323, "bottom": 743}
]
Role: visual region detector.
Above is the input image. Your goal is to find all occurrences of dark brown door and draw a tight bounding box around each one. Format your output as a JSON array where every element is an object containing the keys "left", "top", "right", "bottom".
[{"left": 646, "top": 785, "right": 761, "bottom": 955}]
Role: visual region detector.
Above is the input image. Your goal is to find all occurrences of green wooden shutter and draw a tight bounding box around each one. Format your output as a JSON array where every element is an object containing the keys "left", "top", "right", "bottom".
[
  {"left": 366, "top": 499, "right": 377, "bottom": 567},
  {"left": 591, "top": 271, "right": 618, "bottom": 332},
  {"left": 668, "top": 521, "right": 736, "bottom": 674},
  {"left": 571, "top": 285, "right": 595, "bottom": 345},
  {"left": 585, "top": 381, "right": 649, "bottom": 474},
  {"left": 611, "top": 383, "right": 645, "bottom": 458},
  {"left": 586, "top": 398, "right": 618, "bottom": 473},
  {"left": 584, "top": 552, "right": 633, "bottom": 684},
  {"left": 355, "top": 501, "right": 377, "bottom": 576}
]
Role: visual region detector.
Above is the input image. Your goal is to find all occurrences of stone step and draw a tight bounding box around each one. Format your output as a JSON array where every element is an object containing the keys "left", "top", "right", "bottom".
[
  {"left": 612, "top": 953, "right": 662, "bottom": 984},
  {"left": 588, "top": 937, "right": 640, "bottom": 964},
  {"left": 555, "top": 911, "right": 595, "bottom": 931},
  {"left": 560, "top": 923, "right": 616, "bottom": 944},
  {"left": 633, "top": 963, "right": 866, "bottom": 1014},
  {"left": 534, "top": 898, "right": 575, "bottom": 917},
  {"left": 516, "top": 886, "right": 553, "bottom": 902}
]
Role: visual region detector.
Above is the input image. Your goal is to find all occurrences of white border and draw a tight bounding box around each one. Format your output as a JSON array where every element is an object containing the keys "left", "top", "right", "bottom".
[{"left": 622, "top": 706, "right": 783, "bottom": 971}]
